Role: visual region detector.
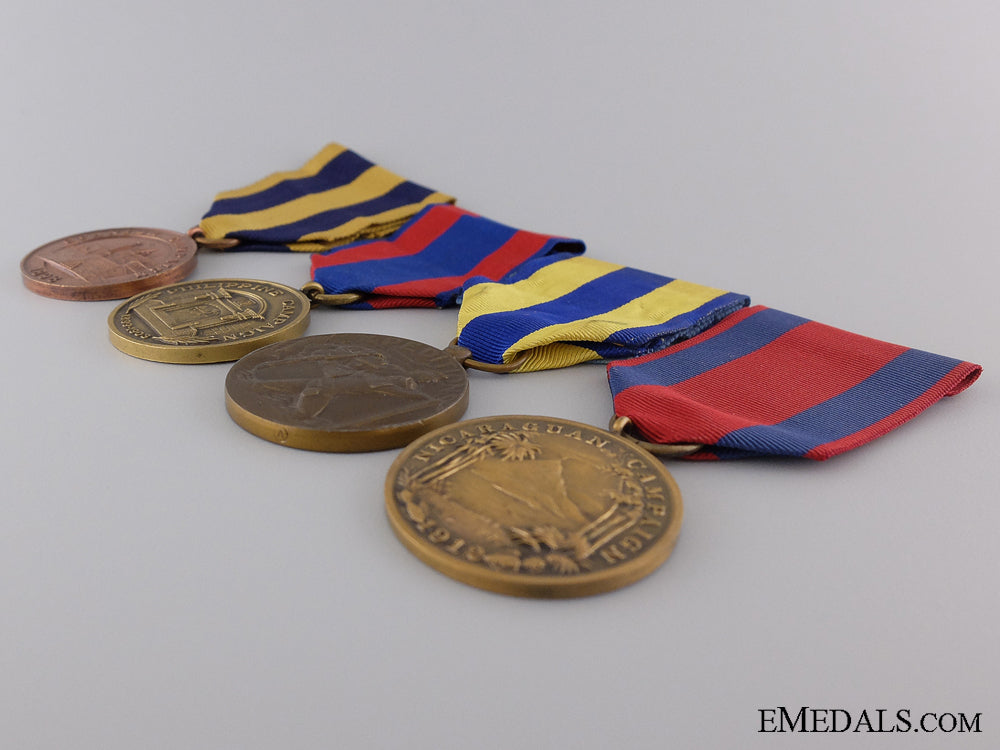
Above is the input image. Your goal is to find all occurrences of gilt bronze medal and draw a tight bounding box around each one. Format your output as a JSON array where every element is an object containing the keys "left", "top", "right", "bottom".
[
  {"left": 21, "top": 228, "right": 198, "bottom": 301},
  {"left": 225, "top": 333, "right": 470, "bottom": 451},
  {"left": 385, "top": 415, "right": 683, "bottom": 598},
  {"left": 108, "top": 278, "right": 310, "bottom": 363}
]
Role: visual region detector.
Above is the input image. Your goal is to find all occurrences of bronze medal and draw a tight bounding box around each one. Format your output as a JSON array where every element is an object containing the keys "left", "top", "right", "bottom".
[
  {"left": 108, "top": 278, "right": 310, "bottom": 364},
  {"left": 385, "top": 415, "right": 683, "bottom": 598},
  {"left": 21, "top": 228, "right": 198, "bottom": 301},
  {"left": 225, "top": 333, "right": 470, "bottom": 452}
]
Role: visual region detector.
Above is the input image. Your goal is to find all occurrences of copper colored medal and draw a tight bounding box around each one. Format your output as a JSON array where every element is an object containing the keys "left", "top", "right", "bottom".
[
  {"left": 108, "top": 278, "right": 310, "bottom": 363},
  {"left": 385, "top": 415, "right": 683, "bottom": 598},
  {"left": 225, "top": 333, "right": 470, "bottom": 452},
  {"left": 21, "top": 228, "right": 198, "bottom": 301}
]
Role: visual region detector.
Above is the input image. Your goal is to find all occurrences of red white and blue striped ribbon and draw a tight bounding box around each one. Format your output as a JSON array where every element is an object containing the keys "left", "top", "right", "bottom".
[
  {"left": 310, "top": 204, "right": 584, "bottom": 309},
  {"left": 607, "top": 305, "right": 982, "bottom": 460}
]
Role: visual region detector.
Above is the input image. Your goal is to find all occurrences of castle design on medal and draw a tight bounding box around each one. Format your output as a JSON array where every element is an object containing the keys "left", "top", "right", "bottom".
[
  {"left": 126, "top": 286, "right": 268, "bottom": 344},
  {"left": 108, "top": 279, "right": 311, "bottom": 364}
]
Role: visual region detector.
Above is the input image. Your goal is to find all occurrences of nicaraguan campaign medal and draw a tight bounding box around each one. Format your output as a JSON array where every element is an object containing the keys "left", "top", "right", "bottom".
[
  {"left": 385, "top": 415, "right": 683, "bottom": 598},
  {"left": 108, "top": 279, "right": 310, "bottom": 363},
  {"left": 225, "top": 333, "right": 470, "bottom": 452},
  {"left": 21, "top": 228, "right": 198, "bottom": 301}
]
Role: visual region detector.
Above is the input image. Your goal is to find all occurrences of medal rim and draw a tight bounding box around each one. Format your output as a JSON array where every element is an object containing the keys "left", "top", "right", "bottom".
[
  {"left": 224, "top": 333, "right": 470, "bottom": 452},
  {"left": 107, "top": 278, "right": 311, "bottom": 364},
  {"left": 21, "top": 228, "right": 198, "bottom": 301},
  {"left": 384, "top": 415, "right": 683, "bottom": 598}
]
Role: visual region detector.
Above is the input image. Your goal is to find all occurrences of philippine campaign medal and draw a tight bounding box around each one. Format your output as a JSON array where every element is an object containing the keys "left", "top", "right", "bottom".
[
  {"left": 21, "top": 228, "right": 198, "bottom": 301},
  {"left": 108, "top": 279, "right": 310, "bottom": 364},
  {"left": 225, "top": 333, "right": 470, "bottom": 451},
  {"left": 385, "top": 415, "right": 683, "bottom": 598}
]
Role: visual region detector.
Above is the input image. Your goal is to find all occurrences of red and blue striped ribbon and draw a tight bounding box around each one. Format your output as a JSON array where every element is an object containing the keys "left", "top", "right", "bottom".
[
  {"left": 309, "top": 204, "right": 585, "bottom": 309},
  {"left": 608, "top": 305, "right": 982, "bottom": 460}
]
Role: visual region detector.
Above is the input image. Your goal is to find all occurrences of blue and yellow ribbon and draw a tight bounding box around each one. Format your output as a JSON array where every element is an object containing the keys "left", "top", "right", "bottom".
[
  {"left": 456, "top": 255, "right": 749, "bottom": 372},
  {"left": 199, "top": 143, "right": 454, "bottom": 252}
]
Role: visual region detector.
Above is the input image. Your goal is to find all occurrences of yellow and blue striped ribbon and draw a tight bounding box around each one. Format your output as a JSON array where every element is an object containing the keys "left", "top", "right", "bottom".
[
  {"left": 456, "top": 255, "right": 749, "bottom": 372},
  {"left": 198, "top": 143, "right": 455, "bottom": 252}
]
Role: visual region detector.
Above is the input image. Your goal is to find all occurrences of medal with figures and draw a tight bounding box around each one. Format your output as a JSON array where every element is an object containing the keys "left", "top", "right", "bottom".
[{"left": 225, "top": 333, "right": 470, "bottom": 452}]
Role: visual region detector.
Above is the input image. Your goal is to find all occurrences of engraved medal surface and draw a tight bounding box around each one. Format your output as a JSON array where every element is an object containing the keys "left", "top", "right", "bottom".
[
  {"left": 21, "top": 228, "right": 198, "bottom": 301},
  {"left": 225, "top": 333, "right": 470, "bottom": 452},
  {"left": 108, "top": 279, "right": 310, "bottom": 363},
  {"left": 385, "top": 415, "right": 683, "bottom": 598}
]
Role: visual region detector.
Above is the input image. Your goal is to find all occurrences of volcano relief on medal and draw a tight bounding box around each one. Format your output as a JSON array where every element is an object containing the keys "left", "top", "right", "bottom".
[{"left": 385, "top": 416, "right": 683, "bottom": 598}]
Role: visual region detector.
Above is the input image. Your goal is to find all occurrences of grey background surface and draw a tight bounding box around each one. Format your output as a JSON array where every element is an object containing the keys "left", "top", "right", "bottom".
[{"left": 2, "top": 2, "right": 997, "bottom": 748}]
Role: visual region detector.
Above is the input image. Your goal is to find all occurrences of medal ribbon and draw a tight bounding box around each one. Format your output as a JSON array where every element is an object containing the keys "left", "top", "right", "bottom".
[
  {"left": 310, "top": 205, "right": 585, "bottom": 309},
  {"left": 456, "top": 255, "right": 749, "bottom": 372},
  {"left": 198, "top": 143, "right": 454, "bottom": 252},
  {"left": 607, "top": 305, "right": 982, "bottom": 460}
]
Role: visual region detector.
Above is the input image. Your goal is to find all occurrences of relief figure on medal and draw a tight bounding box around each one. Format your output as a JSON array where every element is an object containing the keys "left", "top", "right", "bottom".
[
  {"left": 395, "top": 428, "right": 652, "bottom": 575},
  {"left": 234, "top": 337, "right": 468, "bottom": 430}
]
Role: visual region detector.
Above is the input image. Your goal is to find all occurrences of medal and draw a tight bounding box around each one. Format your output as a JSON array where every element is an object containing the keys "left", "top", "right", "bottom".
[
  {"left": 20, "top": 228, "right": 197, "bottom": 301},
  {"left": 22, "top": 137, "right": 982, "bottom": 602},
  {"left": 218, "top": 244, "right": 743, "bottom": 450},
  {"left": 108, "top": 279, "right": 310, "bottom": 364},
  {"left": 385, "top": 415, "right": 683, "bottom": 598},
  {"left": 22, "top": 142, "right": 456, "bottom": 302},
  {"left": 59, "top": 146, "right": 582, "bottom": 371},
  {"left": 225, "top": 333, "right": 470, "bottom": 451},
  {"left": 216, "top": 203, "right": 587, "bottom": 446}
]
